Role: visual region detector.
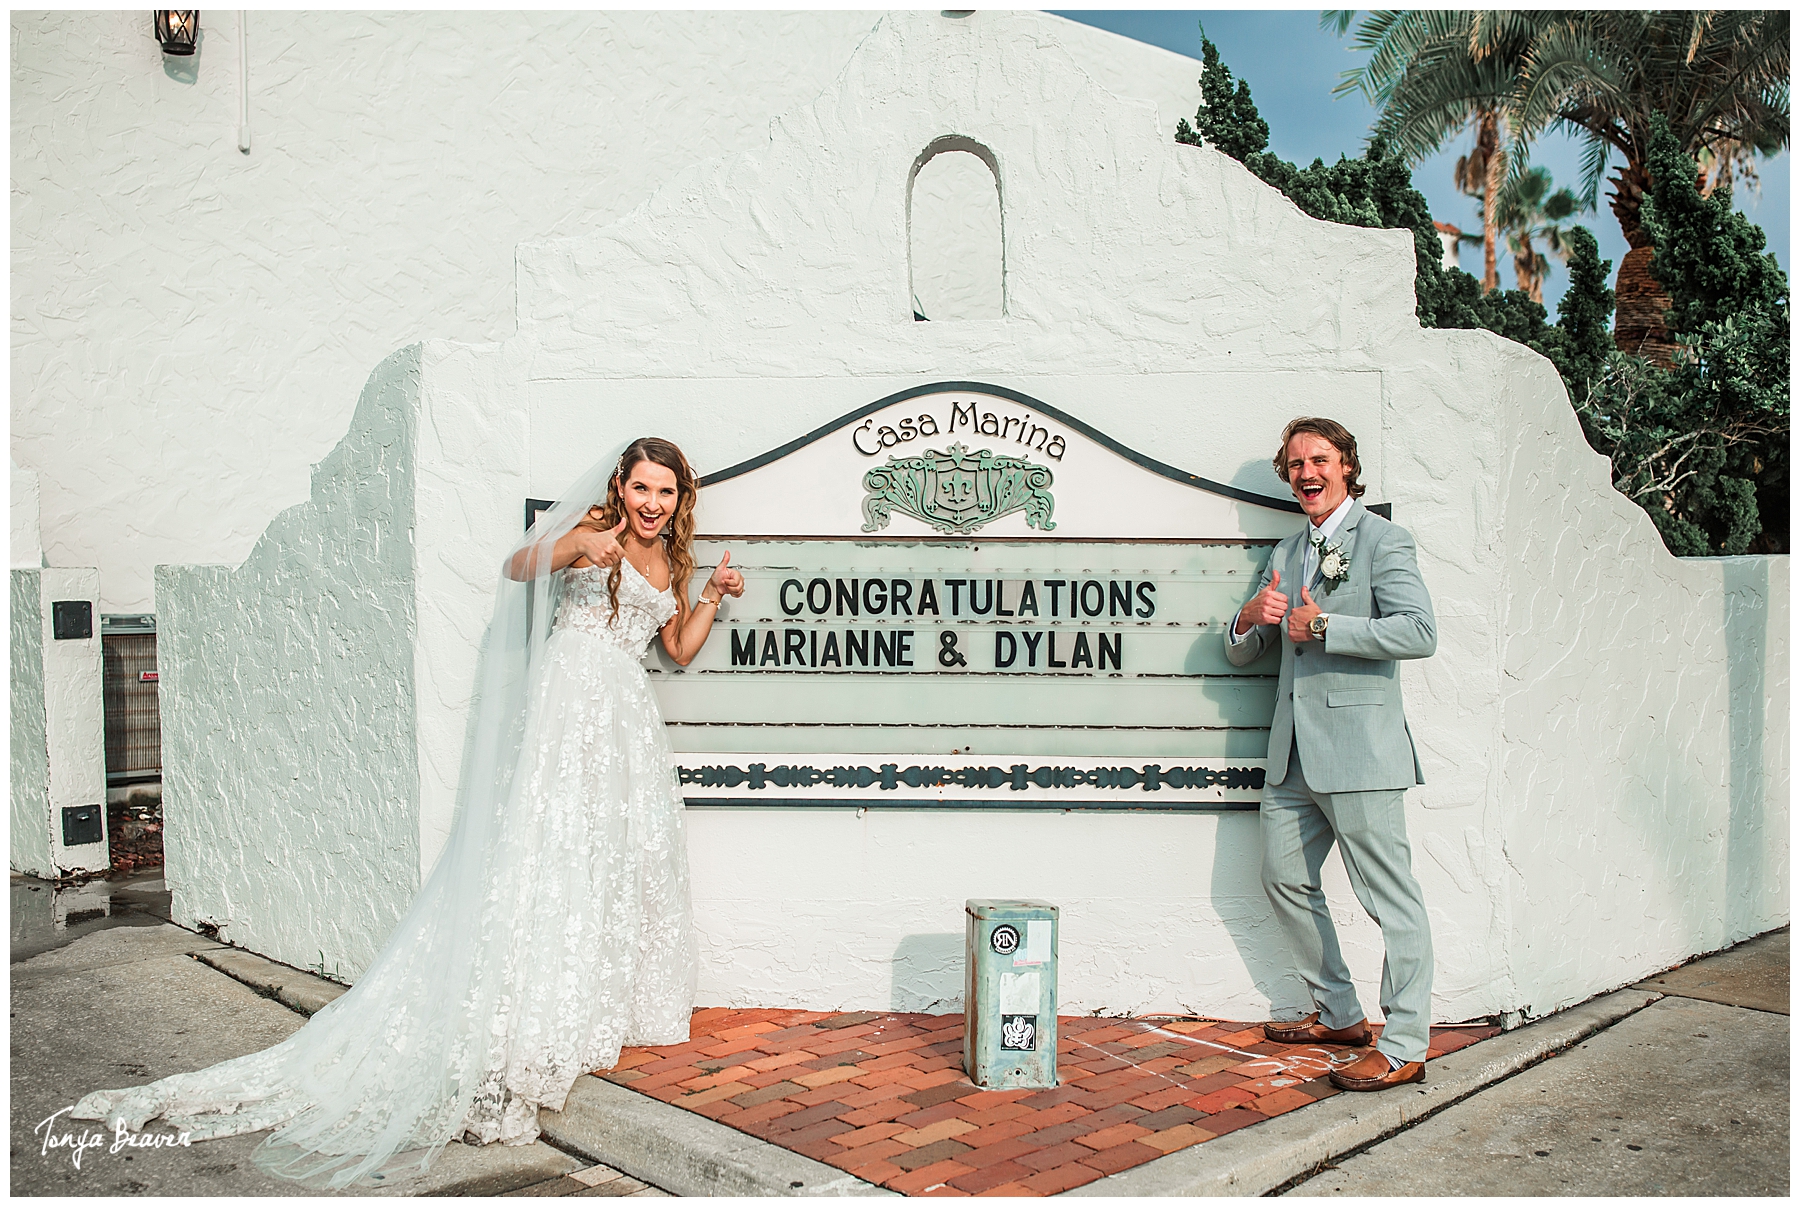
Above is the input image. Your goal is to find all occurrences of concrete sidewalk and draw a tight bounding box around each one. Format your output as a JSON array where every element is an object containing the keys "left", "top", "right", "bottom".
[
  {"left": 11, "top": 869, "right": 1786, "bottom": 1197},
  {"left": 10, "top": 874, "right": 664, "bottom": 1197},
  {"left": 1280, "top": 929, "right": 1788, "bottom": 1197}
]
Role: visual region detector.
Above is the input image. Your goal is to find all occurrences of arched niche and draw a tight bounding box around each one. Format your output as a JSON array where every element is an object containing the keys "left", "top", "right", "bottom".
[{"left": 907, "top": 136, "right": 1004, "bottom": 320}]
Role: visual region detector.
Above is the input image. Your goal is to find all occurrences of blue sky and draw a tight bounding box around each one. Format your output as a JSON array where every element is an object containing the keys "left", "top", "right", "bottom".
[{"left": 1056, "top": 10, "right": 1791, "bottom": 314}]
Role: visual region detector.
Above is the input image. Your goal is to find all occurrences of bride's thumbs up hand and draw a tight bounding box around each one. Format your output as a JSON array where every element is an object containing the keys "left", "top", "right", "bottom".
[
  {"left": 571, "top": 514, "right": 628, "bottom": 569},
  {"left": 707, "top": 550, "right": 746, "bottom": 598}
]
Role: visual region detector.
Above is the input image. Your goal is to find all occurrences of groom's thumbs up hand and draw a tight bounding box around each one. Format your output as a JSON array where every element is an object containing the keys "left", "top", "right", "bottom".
[
  {"left": 1288, "top": 584, "right": 1324, "bottom": 643},
  {"left": 1238, "top": 567, "right": 1289, "bottom": 632}
]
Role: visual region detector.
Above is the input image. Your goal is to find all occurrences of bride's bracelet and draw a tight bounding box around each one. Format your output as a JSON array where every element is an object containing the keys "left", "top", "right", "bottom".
[{"left": 697, "top": 592, "right": 721, "bottom": 609}]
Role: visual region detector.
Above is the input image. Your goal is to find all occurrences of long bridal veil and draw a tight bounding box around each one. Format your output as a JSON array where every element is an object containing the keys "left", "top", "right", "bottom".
[{"left": 72, "top": 454, "right": 630, "bottom": 1188}]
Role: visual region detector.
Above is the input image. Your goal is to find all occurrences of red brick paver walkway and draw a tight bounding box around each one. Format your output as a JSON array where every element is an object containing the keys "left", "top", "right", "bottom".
[{"left": 593, "top": 1011, "right": 1498, "bottom": 1196}]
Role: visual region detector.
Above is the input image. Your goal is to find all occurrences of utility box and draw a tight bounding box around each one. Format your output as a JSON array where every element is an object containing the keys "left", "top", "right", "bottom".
[{"left": 964, "top": 899, "right": 1059, "bottom": 1089}]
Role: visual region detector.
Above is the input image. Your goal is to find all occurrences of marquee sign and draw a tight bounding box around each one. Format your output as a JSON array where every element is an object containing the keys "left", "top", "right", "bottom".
[{"left": 586, "top": 382, "right": 1302, "bottom": 812}]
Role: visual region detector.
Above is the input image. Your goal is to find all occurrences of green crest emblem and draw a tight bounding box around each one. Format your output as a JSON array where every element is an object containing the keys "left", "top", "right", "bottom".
[{"left": 861, "top": 443, "right": 1056, "bottom": 535}]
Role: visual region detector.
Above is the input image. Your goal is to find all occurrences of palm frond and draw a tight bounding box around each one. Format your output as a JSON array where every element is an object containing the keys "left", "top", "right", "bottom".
[{"left": 1573, "top": 130, "right": 1613, "bottom": 212}]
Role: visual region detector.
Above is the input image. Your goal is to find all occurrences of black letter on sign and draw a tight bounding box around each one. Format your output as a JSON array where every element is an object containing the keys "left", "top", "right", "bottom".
[
  {"left": 863, "top": 578, "right": 888, "bottom": 615},
  {"left": 1098, "top": 632, "right": 1122, "bottom": 671},
  {"left": 889, "top": 578, "right": 914, "bottom": 616},
  {"left": 1136, "top": 582, "right": 1157, "bottom": 618},
  {"left": 760, "top": 630, "right": 781, "bottom": 666},
  {"left": 1071, "top": 632, "right": 1094, "bottom": 668},
  {"left": 916, "top": 579, "right": 940, "bottom": 616},
  {"left": 784, "top": 628, "right": 808, "bottom": 666},
  {"left": 731, "top": 629, "right": 757, "bottom": 666},
  {"left": 807, "top": 578, "right": 830, "bottom": 615},
  {"left": 995, "top": 630, "right": 1017, "bottom": 668},
  {"left": 780, "top": 579, "right": 804, "bottom": 616},
  {"left": 969, "top": 579, "right": 993, "bottom": 615},
  {"left": 836, "top": 578, "right": 859, "bottom": 617},
  {"left": 1080, "top": 580, "right": 1105, "bottom": 617},
  {"left": 1110, "top": 580, "right": 1132, "bottom": 617}
]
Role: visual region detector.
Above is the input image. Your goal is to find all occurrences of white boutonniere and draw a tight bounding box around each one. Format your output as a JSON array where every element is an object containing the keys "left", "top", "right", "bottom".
[{"left": 1311, "top": 534, "right": 1351, "bottom": 594}]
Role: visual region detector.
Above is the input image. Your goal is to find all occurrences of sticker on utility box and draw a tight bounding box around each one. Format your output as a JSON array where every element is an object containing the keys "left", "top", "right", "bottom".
[
  {"left": 1000, "top": 1014, "right": 1038, "bottom": 1051},
  {"left": 997, "top": 966, "right": 1041, "bottom": 1045},
  {"left": 1012, "top": 919, "right": 1052, "bottom": 966}
]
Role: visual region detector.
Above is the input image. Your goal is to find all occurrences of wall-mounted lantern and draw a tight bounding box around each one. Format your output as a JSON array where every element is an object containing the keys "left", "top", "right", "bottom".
[{"left": 153, "top": 10, "right": 199, "bottom": 56}]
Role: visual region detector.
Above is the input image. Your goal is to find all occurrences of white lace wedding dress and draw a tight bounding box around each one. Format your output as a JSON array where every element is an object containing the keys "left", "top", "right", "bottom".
[{"left": 71, "top": 560, "right": 695, "bottom": 1186}]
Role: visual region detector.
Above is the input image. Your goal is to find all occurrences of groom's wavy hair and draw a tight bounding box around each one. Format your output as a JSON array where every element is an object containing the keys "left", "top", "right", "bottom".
[
  {"left": 1274, "top": 417, "right": 1366, "bottom": 499},
  {"left": 576, "top": 437, "right": 700, "bottom": 622}
]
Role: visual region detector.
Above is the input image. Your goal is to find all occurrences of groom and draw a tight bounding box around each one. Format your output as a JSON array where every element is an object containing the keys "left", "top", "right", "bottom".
[{"left": 1224, "top": 416, "right": 1437, "bottom": 1091}]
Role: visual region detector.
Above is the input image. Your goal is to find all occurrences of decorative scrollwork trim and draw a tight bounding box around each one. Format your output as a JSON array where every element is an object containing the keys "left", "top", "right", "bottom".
[{"left": 862, "top": 443, "right": 1056, "bottom": 535}]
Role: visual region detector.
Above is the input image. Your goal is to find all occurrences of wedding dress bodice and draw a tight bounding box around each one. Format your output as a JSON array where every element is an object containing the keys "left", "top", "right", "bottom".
[{"left": 553, "top": 561, "right": 677, "bottom": 651}]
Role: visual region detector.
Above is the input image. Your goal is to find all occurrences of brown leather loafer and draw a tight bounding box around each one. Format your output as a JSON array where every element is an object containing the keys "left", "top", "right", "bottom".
[
  {"left": 1327, "top": 1048, "right": 1425, "bottom": 1091},
  {"left": 1262, "top": 1011, "right": 1371, "bottom": 1046}
]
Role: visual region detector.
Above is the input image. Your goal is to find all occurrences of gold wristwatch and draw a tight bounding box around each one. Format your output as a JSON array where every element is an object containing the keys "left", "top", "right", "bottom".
[{"left": 1309, "top": 613, "right": 1329, "bottom": 639}]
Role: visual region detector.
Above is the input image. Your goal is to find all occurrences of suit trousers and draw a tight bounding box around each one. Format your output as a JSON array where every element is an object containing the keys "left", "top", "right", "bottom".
[{"left": 1259, "top": 747, "right": 1434, "bottom": 1062}]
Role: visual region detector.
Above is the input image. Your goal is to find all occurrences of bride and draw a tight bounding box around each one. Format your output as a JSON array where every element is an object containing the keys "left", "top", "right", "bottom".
[{"left": 71, "top": 436, "right": 744, "bottom": 1188}]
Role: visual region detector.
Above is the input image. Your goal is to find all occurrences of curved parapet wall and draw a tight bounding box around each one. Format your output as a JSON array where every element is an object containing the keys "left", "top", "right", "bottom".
[
  {"left": 157, "top": 337, "right": 529, "bottom": 977},
  {"left": 506, "top": 10, "right": 1789, "bottom": 1017},
  {"left": 155, "top": 11, "right": 1786, "bottom": 1015},
  {"left": 156, "top": 347, "right": 426, "bottom": 978}
]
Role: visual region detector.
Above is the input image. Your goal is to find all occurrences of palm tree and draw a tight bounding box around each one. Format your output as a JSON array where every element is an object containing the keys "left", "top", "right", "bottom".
[
  {"left": 1330, "top": 10, "right": 1789, "bottom": 363},
  {"left": 1493, "top": 167, "right": 1581, "bottom": 302},
  {"left": 1450, "top": 108, "right": 1503, "bottom": 291},
  {"left": 1327, "top": 11, "right": 1538, "bottom": 294},
  {"left": 1506, "top": 11, "right": 1788, "bottom": 362}
]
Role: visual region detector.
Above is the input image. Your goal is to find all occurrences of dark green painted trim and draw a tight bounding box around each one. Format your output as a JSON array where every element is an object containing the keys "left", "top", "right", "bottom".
[{"left": 695, "top": 381, "right": 1306, "bottom": 514}]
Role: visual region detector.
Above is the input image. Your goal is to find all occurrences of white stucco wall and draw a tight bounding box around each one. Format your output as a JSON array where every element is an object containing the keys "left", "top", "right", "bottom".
[
  {"left": 11, "top": 570, "right": 52, "bottom": 875},
  {"left": 11, "top": 9, "right": 1202, "bottom": 615},
  {"left": 1493, "top": 377, "right": 1792, "bottom": 1014},
  {"left": 148, "top": 11, "right": 1785, "bottom": 1020},
  {"left": 155, "top": 350, "right": 424, "bottom": 973},
  {"left": 12, "top": 460, "right": 42, "bottom": 569},
  {"left": 11, "top": 567, "right": 109, "bottom": 877}
]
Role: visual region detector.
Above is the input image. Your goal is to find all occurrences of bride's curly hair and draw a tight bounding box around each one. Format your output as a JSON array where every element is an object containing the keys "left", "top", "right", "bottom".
[{"left": 575, "top": 437, "right": 700, "bottom": 622}]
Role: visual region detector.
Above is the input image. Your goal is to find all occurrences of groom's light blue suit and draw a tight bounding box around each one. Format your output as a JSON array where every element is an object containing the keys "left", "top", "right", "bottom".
[{"left": 1225, "top": 498, "right": 1438, "bottom": 1062}]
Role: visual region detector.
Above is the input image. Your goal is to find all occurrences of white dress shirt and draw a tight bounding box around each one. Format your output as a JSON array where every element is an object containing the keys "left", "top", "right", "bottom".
[{"left": 1228, "top": 494, "right": 1355, "bottom": 645}]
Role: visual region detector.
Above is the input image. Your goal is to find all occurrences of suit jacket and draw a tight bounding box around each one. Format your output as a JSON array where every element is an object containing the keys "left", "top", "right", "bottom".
[{"left": 1223, "top": 499, "right": 1436, "bottom": 794}]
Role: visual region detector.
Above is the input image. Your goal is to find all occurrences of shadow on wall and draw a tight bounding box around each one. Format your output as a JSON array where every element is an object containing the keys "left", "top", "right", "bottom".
[
  {"left": 162, "top": 27, "right": 202, "bottom": 85},
  {"left": 1209, "top": 811, "right": 1316, "bottom": 1019},
  {"left": 1723, "top": 558, "right": 1769, "bottom": 940},
  {"left": 892, "top": 932, "right": 964, "bottom": 1012},
  {"left": 1231, "top": 453, "right": 1286, "bottom": 496}
]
